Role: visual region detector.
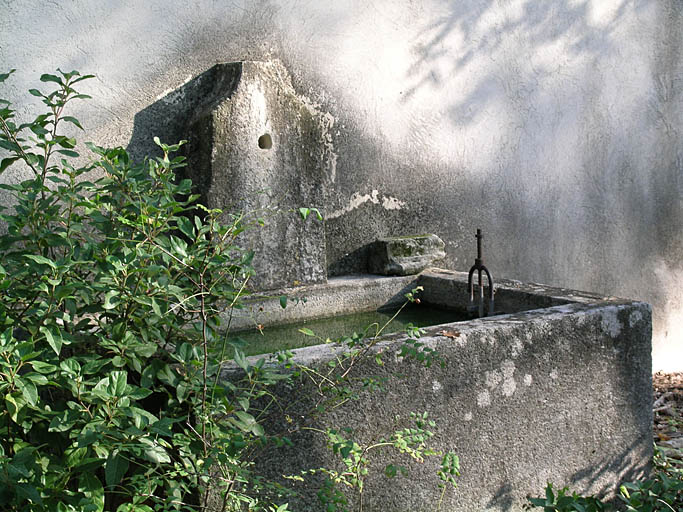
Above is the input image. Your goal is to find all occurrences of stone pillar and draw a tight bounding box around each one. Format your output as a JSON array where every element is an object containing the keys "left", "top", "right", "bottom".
[{"left": 185, "top": 61, "right": 335, "bottom": 290}]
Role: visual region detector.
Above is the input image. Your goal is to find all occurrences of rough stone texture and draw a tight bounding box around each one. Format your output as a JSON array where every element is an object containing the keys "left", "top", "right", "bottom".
[
  {"left": 223, "top": 270, "right": 653, "bottom": 511},
  {"left": 367, "top": 234, "right": 446, "bottom": 276},
  {"left": 0, "top": 1, "right": 680, "bottom": 369},
  {"left": 224, "top": 268, "right": 589, "bottom": 332},
  {"left": 184, "top": 61, "right": 335, "bottom": 290},
  {"left": 225, "top": 274, "right": 418, "bottom": 331}
]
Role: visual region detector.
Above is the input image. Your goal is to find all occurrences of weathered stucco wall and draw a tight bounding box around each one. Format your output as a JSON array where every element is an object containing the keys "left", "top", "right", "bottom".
[{"left": 0, "top": 0, "right": 680, "bottom": 370}]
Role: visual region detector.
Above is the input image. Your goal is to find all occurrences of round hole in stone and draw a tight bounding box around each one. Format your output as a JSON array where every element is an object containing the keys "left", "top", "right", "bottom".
[{"left": 258, "top": 133, "right": 273, "bottom": 149}]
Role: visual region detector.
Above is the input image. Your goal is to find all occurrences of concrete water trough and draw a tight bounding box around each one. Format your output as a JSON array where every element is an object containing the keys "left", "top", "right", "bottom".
[{"left": 220, "top": 268, "right": 652, "bottom": 511}]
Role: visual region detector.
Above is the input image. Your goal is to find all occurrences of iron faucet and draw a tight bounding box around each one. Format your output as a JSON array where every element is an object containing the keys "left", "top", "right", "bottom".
[{"left": 467, "top": 229, "right": 495, "bottom": 317}]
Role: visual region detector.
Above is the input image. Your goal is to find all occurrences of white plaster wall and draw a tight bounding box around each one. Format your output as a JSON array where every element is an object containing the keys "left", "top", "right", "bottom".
[{"left": 0, "top": 0, "right": 681, "bottom": 370}]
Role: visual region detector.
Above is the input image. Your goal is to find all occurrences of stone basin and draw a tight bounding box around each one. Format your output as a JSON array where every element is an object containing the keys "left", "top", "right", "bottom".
[{"left": 219, "top": 268, "right": 652, "bottom": 511}]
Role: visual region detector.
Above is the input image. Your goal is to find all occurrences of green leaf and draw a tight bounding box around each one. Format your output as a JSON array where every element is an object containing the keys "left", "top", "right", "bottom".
[
  {"left": 55, "top": 135, "right": 77, "bottom": 148},
  {"left": 30, "top": 124, "right": 49, "bottom": 136},
  {"left": 24, "top": 372, "right": 48, "bottom": 385},
  {"left": 103, "top": 290, "right": 120, "bottom": 310},
  {"left": 116, "top": 504, "right": 154, "bottom": 512},
  {"left": 28, "top": 88, "right": 43, "bottom": 97},
  {"left": 234, "top": 349, "right": 249, "bottom": 372},
  {"left": 82, "top": 358, "right": 108, "bottom": 375},
  {"left": 77, "top": 429, "right": 100, "bottom": 448},
  {"left": 121, "top": 407, "right": 159, "bottom": 429},
  {"left": 62, "top": 116, "right": 84, "bottom": 130},
  {"left": 108, "top": 371, "right": 127, "bottom": 397},
  {"left": 169, "top": 235, "right": 188, "bottom": 258},
  {"left": 0, "top": 139, "right": 21, "bottom": 152},
  {"left": 385, "top": 464, "right": 398, "bottom": 478},
  {"left": 177, "top": 216, "right": 194, "bottom": 239},
  {"left": 0, "top": 327, "right": 12, "bottom": 346},
  {"left": 49, "top": 409, "right": 80, "bottom": 432},
  {"left": 251, "top": 421, "right": 265, "bottom": 437},
  {"left": 79, "top": 472, "right": 104, "bottom": 512},
  {"left": 105, "top": 451, "right": 129, "bottom": 488},
  {"left": 155, "top": 364, "right": 179, "bottom": 387},
  {"left": 71, "top": 73, "right": 95, "bottom": 84},
  {"left": 149, "top": 417, "right": 179, "bottom": 437},
  {"left": 0, "top": 69, "right": 16, "bottom": 83},
  {"left": 56, "top": 149, "right": 80, "bottom": 158},
  {"left": 176, "top": 342, "right": 196, "bottom": 363},
  {"left": 279, "top": 295, "right": 287, "bottom": 309},
  {"left": 0, "top": 156, "right": 20, "bottom": 173},
  {"left": 128, "top": 386, "right": 152, "bottom": 400},
  {"left": 176, "top": 381, "right": 190, "bottom": 403},
  {"left": 66, "top": 446, "right": 87, "bottom": 467},
  {"left": 40, "top": 73, "right": 63, "bottom": 84},
  {"left": 15, "top": 483, "right": 43, "bottom": 505},
  {"left": 546, "top": 484, "right": 555, "bottom": 503},
  {"left": 5, "top": 392, "right": 24, "bottom": 422},
  {"left": 92, "top": 377, "right": 113, "bottom": 399},
  {"left": 60, "top": 358, "right": 81, "bottom": 376},
  {"left": 237, "top": 397, "right": 250, "bottom": 412},
  {"left": 150, "top": 297, "right": 162, "bottom": 316},
  {"left": 40, "top": 325, "right": 63, "bottom": 355},
  {"left": 299, "top": 327, "right": 315, "bottom": 337},
  {"left": 232, "top": 410, "right": 264, "bottom": 435},
  {"left": 141, "top": 440, "right": 171, "bottom": 464},
  {"left": 24, "top": 253, "right": 57, "bottom": 269},
  {"left": 16, "top": 378, "right": 38, "bottom": 406},
  {"left": 298, "top": 207, "right": 310, "bottom": 220}
]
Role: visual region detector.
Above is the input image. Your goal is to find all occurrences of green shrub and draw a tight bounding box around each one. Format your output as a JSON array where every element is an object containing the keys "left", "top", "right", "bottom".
[
  {"left": 0, "top": 69, "right": 457, "bottom": 512},
  {"left": 525, "top": 483, "right": 609, "bottom": 511},
  {"left": 619, "top": 471, "right": 682, "bottom": 511},
  {"left": 526, "top": 444, "right": 683, "bottom": 512},
  {"left": 0, "top": 68, "right": 287, "bottom": 511}
]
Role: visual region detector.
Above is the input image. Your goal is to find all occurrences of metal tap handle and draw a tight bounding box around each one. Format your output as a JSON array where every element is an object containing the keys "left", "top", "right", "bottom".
[{"left": 476, "top": 229, "right": 482, "bottom": 260}]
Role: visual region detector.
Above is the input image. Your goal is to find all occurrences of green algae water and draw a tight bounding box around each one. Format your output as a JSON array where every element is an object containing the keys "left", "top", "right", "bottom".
[{"left": 230, "top": 304, "right": 467, "bottom": 356}]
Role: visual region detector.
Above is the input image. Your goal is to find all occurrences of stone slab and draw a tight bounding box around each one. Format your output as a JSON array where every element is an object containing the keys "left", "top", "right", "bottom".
[{"left": 368, "top": 234, "right": 446, "bottom": 276}]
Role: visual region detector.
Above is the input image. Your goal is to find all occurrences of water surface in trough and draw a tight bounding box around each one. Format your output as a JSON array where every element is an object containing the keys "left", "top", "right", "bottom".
[{"left": 231, "top": 304, "right": 468, "bottom": 356}]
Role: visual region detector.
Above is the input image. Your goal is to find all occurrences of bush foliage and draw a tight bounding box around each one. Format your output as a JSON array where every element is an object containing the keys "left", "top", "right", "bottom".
[{"left": 0, "top": 69, "right": 457, "bottom": 512}]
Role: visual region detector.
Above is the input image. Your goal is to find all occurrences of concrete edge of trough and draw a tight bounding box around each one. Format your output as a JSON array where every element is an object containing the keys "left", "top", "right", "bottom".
[{"left": 220, "top": 268, "right": 652, "bottom": 372}]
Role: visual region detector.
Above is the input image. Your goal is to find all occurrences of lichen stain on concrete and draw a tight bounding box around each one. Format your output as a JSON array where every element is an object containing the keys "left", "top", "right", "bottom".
[
  {"left": 482, "top": 359, "right": 518, "bottom": 399},
  {"left": 431, "top": 379, "right": 442, "bottom": 392},
  {"left": 485, "top": 369, "right": 502, "bottom": 389},
  {"left": 327, "top": 189, "right": 406, "bottom": 219},
  {"left": 501, "top": 378, "right": 517, "bottom": 397},
  {"left": 523, "top": 374, "right": 533, "bottom": 386},
  {"left": 382, "top": 195, "right": 405, "bottom": 210},
  {"left": 510, "top": 337, "right": 524, "bottom": 357},
  {"left": 629, "top": 309, "right": 643, "bottom": 328},
  {"left": 300, "top": 100, "right": 338, "bottom": 182},
  {"left": 600, "top": 306, "right": 623, "bottom": 338},
  {"left": 463, "top": 412, "right": 473, "bottom": 422},
  {"left": 500, "top": 359, "right": 517, "bottom": 397},
  {"left": 477, "top": 390, "right": 491, "bottom": 407},
  {"left": 550, "top": 368, "right": 559, "bottom": 380}
]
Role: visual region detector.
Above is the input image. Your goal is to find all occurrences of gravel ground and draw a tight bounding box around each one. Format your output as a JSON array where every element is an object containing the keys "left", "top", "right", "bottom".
[{"left": 652, "top": 372, "right": 683, "bottom": 471}]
